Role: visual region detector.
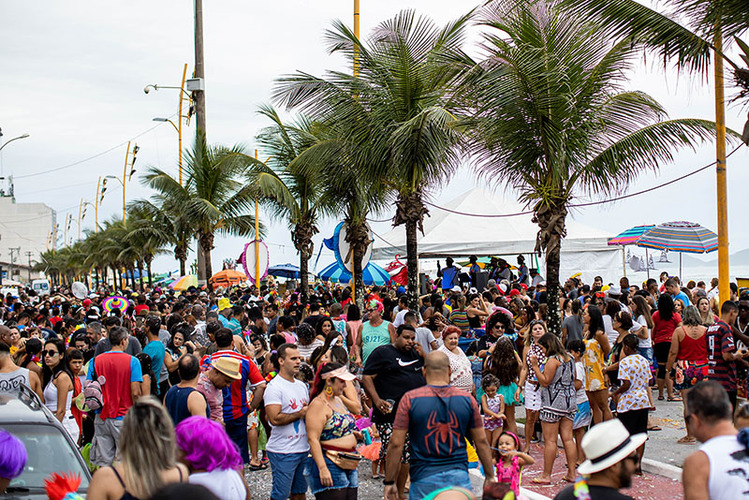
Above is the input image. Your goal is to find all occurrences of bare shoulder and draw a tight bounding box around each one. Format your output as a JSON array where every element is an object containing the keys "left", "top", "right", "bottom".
[{"left": 683, "top": 449, "right": 709, "bottom": 471}]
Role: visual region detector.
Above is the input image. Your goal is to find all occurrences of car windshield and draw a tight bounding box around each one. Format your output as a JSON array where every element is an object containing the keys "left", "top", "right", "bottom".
[{"left": 1, "top": 424, "right": 89, "bottom": 491}]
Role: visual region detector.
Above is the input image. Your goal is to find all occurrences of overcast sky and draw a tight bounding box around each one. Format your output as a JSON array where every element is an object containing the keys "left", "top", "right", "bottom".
[{"left": 1, "top": 1, "right": 748, "bottom": 276}]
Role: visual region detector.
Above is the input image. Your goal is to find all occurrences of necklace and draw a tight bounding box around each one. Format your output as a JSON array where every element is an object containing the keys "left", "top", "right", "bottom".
[{"left": 737, "top": 320, "right": 748, "bottom": 335}]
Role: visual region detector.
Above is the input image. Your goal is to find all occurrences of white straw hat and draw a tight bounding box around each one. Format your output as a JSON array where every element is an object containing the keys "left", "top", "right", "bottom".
[{"left": 577, "top": 420, "right": 647, "bottom": 475}]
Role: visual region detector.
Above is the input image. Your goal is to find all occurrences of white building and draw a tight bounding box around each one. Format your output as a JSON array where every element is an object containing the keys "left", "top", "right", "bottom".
[{"left": 0, "top": 194, "right": 56, "bottom": 282}]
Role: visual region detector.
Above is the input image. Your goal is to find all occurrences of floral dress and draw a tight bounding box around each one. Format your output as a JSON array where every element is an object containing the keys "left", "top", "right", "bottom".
[{"left": 583, "top": 338, "right": 606, "bottom": 392}]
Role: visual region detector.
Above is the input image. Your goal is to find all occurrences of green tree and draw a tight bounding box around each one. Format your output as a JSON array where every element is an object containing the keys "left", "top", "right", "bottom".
[
  {"left": 249, "top": 105, "right": 331, "bottom": 299},
  {"left": 274, "top": 10, "right": 470, "bottom": 308},
  {"left": 128, "top": 198, "right": 191, "bottom": 278},
  {"left": 469, "top": 1, "right": 727, "bottom": 334},
  {"left": 142, "top": 133, "right": 264, "bottom": 282}
]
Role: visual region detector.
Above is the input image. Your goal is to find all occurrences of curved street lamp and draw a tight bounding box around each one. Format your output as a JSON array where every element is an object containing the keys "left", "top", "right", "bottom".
[{"left": 0, "top": 133, "right": 30, "bottom": 153}]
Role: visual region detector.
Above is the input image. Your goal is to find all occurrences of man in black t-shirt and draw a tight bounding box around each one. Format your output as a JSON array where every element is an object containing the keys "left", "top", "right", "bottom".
[
  {"left": 362, "top": 324, "right": 425, "bottom": 497},
  {"left": 555, "top": 419, "right": 644, "bottom": 500}
]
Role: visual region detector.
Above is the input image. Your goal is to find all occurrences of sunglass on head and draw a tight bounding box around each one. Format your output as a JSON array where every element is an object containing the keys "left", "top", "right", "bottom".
[{"left": 44, "top": 350, "right": 59, "bottom": 357}]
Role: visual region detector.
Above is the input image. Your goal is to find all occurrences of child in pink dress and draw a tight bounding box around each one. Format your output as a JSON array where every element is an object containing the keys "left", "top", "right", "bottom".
[{"left": 495, "top": 431, "right": 535, "bottom": 497}]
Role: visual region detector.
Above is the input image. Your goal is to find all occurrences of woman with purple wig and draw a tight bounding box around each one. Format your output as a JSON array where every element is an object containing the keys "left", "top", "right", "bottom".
[
  {"left": 0, "top": 429, "right": 27, "bottom": 494},
  {"left": 175, "top": 416, "right": 249, "bottom": 500}
]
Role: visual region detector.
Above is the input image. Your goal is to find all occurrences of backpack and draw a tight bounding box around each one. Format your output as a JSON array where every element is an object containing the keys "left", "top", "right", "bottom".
[{"left": 81, "top": 375, "right": 106, "bottom": 412}]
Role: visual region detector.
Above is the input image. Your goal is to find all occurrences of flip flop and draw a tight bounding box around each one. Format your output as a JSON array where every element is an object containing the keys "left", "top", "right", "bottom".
[
  {"left": 248, "top": 463, "right": 267, "bottom": 471},
  {"left": 561, "top": 476, "right": 576, "bottom": 483},
  {"left": 658, "top": 395, "right": 665, "bottom": 401},
  {"left": 531, "top": 478, "right": 551, "bottom": 485},
  {"left": 677, "top": 436, "right": 696, "bottom": 444},
  {"left": 648, "top": 425, "right": 662, "bottom": 431}
]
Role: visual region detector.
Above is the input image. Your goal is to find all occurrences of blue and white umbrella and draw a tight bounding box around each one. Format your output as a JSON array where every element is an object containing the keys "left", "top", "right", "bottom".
[{"left": 318, "top": 261, "right": 391, "bottom": 286}]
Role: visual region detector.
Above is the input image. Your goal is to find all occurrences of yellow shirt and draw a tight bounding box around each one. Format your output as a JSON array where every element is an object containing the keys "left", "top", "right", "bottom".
[{"left": 583, "top": 339, "right": 605, "bottom": 391}]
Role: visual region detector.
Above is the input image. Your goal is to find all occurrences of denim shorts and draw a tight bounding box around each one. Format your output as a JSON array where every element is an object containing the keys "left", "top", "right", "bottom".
[
  {"left": 409, "top": 468, "right": 472, "bottom": 500},
  {"left": 267, "top": 451, "right": 308, "bottom": 499},
  {"left": 305, "top": 454, "right": 358, "bottom": 494},
  {"left": 638, "top": 346, "right": 654, "bottom": 364}
]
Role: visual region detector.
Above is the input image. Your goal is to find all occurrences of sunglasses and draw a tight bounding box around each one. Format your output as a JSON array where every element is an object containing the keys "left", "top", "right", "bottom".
[
  {"left": 43, "top": 350, "right": 59, "bottom": 357},
  {"left": 493, "top": 324, "right": 505, "bottom": 329}
]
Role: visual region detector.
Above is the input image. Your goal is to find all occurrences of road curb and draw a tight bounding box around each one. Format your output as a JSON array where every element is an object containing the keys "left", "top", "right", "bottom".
[{"left": 516, "top": 422, "right": 683, "bottom": 482}]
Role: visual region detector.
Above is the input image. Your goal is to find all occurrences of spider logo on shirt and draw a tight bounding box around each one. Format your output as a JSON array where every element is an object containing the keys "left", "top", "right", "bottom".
[{"left": 423, "top": 411, "right": 460, "bottom": 455}]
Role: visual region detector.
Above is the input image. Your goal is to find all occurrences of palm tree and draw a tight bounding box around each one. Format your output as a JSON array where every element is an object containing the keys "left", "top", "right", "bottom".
[
  {"left": 468, "top": 1, "right": 728, "bottom": 334},
  {"left": 129, "top": 198, "right": 192, "bottom": 277},
  {"left": 250, "top": 104, "right": 331, "bottom": 299},
  {"left": 274, "top": 10, "right": 471, "bottom": 308},
  {"left": 142, "top": 133, "right": 264, "bottom": 282}
]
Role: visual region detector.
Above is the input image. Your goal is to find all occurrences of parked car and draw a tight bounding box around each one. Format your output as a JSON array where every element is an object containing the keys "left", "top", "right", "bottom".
[{"left": 0, "top": 384, "right": 90, "bottom": 498}]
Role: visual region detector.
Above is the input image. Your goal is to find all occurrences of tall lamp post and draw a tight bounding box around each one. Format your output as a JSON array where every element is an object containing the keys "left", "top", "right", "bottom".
[
  {"left": 105, "top": 141, "right": 138, "bottom": 222},
  {"left": 0, "top": 131, "right": 30, "bottom": 178},
  {"left": 145, "top": 64, "right": 192, "bottom": 185}
]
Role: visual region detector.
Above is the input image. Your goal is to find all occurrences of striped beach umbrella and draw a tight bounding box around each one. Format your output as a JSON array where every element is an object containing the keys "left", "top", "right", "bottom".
[
  {"left": 636, "top": 221, "right": 718, "bottom": 277},
  {"left": 318, "top": 261, "right": 391, "bottom": 286},
  {"left": 635, "top": 221, "right": 718, "bottom": 253},
  {"left": 607, "top": 225, "right": 655, "bottom": 246}
]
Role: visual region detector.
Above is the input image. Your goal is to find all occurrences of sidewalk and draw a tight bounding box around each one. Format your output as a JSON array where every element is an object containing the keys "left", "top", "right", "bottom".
[{"left": 512, "top": 399, "right": 692, "bottom": 499}]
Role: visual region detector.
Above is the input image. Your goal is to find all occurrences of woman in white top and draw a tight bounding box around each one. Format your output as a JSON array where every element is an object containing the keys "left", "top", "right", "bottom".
[
  {"left": 41, "top": 338, "right": 78, "bottom": 442},
  {"left": 176, "top": 416, "right": 249, "bottom": 500},
  {"left": 438, "top": 326, "right": 474, "bottom": 393}
]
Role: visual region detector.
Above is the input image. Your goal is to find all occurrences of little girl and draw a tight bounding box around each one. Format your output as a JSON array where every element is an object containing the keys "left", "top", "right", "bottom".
[
  {"left": 495, "top": 431, "right": 535, "bottom": 498},
  {"left": 481, "top": 374, "right": 505, "bottom": 449}
]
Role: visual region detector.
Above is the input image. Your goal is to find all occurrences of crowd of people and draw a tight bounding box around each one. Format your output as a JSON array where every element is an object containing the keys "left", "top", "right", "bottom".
[{"left": 1, "top": 261, "right": 749, "bottom": 499}]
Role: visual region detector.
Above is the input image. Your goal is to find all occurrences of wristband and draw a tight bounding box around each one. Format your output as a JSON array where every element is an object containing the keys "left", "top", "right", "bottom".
[{"left": 383, "top": 480, "right": 395, "bottom": 486}]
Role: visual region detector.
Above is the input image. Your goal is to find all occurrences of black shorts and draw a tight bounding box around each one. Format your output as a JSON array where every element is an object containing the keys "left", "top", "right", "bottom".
[
  {"left": 617, "top": 408, "right": 649, "bottom": 436},
  {"left": 654, "top": 342, "right": 671, "bottom": 378}
]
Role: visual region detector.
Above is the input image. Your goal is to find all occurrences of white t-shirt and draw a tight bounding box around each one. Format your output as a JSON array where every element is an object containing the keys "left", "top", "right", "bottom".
[
  {"left": 634, "top": 315, "right": 651, "bottom": 348},
  {"left": 264, "top": 375, "right": 310, "bottom": 454},
  {"left": 189, "top": 469, "right": 245, "bottom": 500},
  {"left": 393, "top": 309, "right": 422, "bottom": 328},
  {"left": 574, "top": 361, "right": 588, "bottom": 405},
  {"left": 415, "top": 327, "right": 437, "bottom": 354}
]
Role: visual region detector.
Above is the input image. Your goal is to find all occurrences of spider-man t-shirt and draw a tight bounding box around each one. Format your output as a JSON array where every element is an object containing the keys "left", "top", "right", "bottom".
[{"left": 393, "top": 384, "right": 483, "bottom": 482}]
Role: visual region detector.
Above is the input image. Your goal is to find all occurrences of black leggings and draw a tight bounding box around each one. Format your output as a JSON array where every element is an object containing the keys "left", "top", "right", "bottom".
[
  {"left": 315, "top": 488, "right": 357, "bottom": 500},
  {"left": 654, "top": 342, "right": 671, "bottom": 379}
]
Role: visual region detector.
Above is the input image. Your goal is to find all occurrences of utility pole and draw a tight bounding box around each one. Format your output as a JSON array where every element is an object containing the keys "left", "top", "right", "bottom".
[
  {"left": 194, "top": 0, "right": 208, "bottom": 283},
  {"left": 9, "top": 247, "right": 20, "bottom": 282},
  {"left": 714, "top": 27, "right": 729, "bottom": 306},
  {"left": 194, "top": 0, "right": 206, "bottom": 137},
  {"left": 25, "top": 251, "right": 32, "bottom": 282}
]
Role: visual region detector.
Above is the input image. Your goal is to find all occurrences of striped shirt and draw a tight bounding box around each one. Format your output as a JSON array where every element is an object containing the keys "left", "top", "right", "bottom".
[
  {"left": 201, "top": 350, "right": 264, "bottom": 421},
  {"left": 706, "top": 320, "right": 737, "bottom": 392}
]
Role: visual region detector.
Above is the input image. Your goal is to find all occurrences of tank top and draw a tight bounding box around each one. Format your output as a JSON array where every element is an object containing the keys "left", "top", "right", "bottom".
[
  {"left": 678, "top": 332, "right": 708, "bottom": 361},
  {"left": 44, "top": 377, "right": 73, "bottom": 412},
  {"left": 0, "top": 367, "right": 30, "bottom": 394},
  {"left": 165, "top": 385, "right": 210, "bottom": 426},
  {"left": 361, "top": 320, "right": 391, "bottom": 364},
  {"left": 467, "top": 313, "right": 482, "bottom": 329},
  {"left": 700, "top": 434, "right": 749, "bottom": 499}
]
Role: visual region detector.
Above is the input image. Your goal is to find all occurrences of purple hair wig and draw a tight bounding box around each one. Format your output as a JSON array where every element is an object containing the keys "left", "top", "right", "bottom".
[
  {"left": 0, "top": 430, "right": 27, "bottom": 479},
  {"left": 175, "top": 416, "right": 242, "bottom": 472}
]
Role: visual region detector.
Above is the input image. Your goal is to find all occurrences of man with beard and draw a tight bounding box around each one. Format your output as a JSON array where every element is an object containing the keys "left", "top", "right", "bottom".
[{"left": 554, "top": 419, "right": 644, "bottom": 500}]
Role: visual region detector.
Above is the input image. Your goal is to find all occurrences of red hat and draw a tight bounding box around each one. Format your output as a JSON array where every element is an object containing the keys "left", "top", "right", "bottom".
[
  {"left": 82, "top": 298, "right": 92, "bottom": 308},
  {"left": 520, "top": 284, "right": 528, "bottom": 290},
  {"left": 509, "top": 289, "right": 521, "bottom": 297}
]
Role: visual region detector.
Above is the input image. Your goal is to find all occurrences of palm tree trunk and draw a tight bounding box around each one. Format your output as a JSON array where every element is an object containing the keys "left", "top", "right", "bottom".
[
  {"left": 394, "top": 191, "right": 429, "bottom": 311},
  {"left": 146, "top": 258, "right": 153, "bottom": 288},
  {"left": 111, "top": 266, "right": 119, "bottom": 290},
  {"left": 175, "top": 244, "right": 187, "bottom": 277},
  {"left": 405, "top": 219, "right": 419, "bottom": 310},
  {"left": 137, "top": 261, "right": 145, "bottom": 291},
  {"left": 199, "top": 231, "right": 215, "bottom": 288},
  {"left": 346, "top": 220, "right": 369, "bottom": 310},
  {"left": 293, "top": 222, "right": 317, "bottom": 303},
  {"left": 533, "top": 202, "right": 567, "bottom": 337}
]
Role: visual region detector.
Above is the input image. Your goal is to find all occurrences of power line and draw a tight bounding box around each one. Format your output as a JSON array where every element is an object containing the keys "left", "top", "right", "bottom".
[
  {"left": 14, "top": 117, "right": 174, "bottom": 179},
  {"left": 423, "top": 144, "right": 744, "bottom": 218}
]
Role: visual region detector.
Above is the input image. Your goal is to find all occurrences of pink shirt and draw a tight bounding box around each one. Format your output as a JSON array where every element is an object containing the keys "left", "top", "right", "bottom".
[{"left": 196, "top": 372, "right": 223, "bottom": 423}]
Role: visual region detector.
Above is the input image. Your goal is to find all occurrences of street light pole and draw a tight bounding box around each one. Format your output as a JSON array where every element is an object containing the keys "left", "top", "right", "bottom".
[
  {"left": 122, "top": 141, "right": 131, "bottom": 221},
  {"left": 178, "top": 63, "right": 187, "bottom": 185},
  {"left": 0, "top": 133, "right": 30, "bottom": 178},
  {"left": 714, "top": 27, "right": 730, "bottom": 305},
  {"left": 194, "top": 0, "right": 206, "bottom": 137}
]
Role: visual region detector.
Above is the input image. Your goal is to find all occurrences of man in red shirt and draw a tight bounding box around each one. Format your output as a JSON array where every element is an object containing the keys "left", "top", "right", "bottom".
[{"left": 86, "top": 326, "right": 142, "bottom": 466}]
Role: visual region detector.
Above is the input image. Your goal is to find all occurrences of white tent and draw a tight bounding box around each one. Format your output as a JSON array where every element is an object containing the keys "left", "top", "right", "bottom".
[{"left": 372, "top": 188, "right": 621, "bottom": 283}]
